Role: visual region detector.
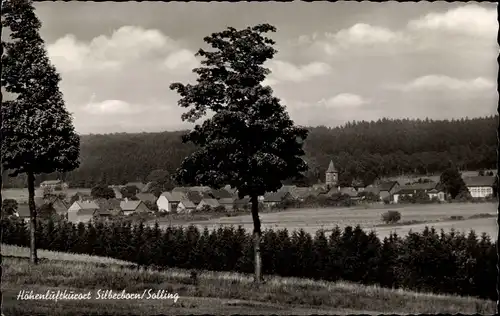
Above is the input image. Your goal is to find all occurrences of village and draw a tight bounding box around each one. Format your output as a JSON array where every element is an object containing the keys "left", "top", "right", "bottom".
[{"left": 6, "top": 160, "right": 497, "bottom": 224}]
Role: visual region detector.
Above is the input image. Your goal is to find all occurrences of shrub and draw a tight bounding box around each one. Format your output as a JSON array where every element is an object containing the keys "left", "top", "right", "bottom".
[
  {"left": 0, "top": 216, "right": 496, "bottom": 302},
  {"left": 381, "top": 210, "right": 401, "bottom": 224}
]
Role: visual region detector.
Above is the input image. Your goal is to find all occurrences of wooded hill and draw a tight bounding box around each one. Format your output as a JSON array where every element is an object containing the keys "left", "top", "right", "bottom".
[{"left": 3, "top": 116, "right": 497, "bottom": 188}]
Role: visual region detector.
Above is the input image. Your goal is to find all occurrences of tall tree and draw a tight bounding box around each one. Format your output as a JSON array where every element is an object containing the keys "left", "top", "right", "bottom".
[
  {"left": 170, "top": 24, "right": 308, "bottom": 282},
  {"left": 1, "top": 0, "right": 80, "bottom": 264},
  {"left": 439, "top": 164, "right": 467, "bottom": 199}
]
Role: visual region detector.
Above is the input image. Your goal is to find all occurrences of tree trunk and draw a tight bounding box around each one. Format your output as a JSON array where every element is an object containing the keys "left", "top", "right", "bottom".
[
  {"left": 27, "top": 171, "right": 38, "bottom": 264},
  {"left": 250, "top": 194, "right": 262, "bottom": 283}
]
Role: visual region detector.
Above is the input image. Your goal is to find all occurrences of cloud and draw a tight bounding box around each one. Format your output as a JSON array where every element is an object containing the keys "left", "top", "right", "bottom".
[
  {"left": 390, "top": 75, "right": 495, "bottom": 92},
  {"left": 333, "top": 23, "right": 409, "bottom": 47},
  {"left": 264, "top": 60, "right": 332, "bottom": 85},
  {"left": 163, "top": 49, "right": 200, "bottom": 70},
  {"left": 319, "top": 93, "right": 369, "bottom": 108},
  {"left": 407, "top": 4, "right": 497, "bottom": 39},
  {"left": 47, "top": 26, "right": 181, "bottom": 73},
  {"left": 83, "top": 99, "right": 140, "bottom": 115}
]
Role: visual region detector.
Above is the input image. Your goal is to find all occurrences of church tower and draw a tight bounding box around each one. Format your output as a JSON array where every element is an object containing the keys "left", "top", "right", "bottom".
[{"left": 325, "top": 160, "right": 339, "bottom": 188}]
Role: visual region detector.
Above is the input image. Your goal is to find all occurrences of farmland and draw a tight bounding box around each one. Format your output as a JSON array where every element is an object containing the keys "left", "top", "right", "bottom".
[
  {"left": 183, "top": 203, "right": 497, "bottom": 240},
  {"left": 2, "top": 188, "right": 91, "bottom": 202},
  {"left": 2, "top": 245, "right": 495, "bottom": 315}
]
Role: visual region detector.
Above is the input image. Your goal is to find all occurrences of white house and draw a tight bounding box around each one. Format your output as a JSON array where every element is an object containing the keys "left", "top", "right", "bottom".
[
  {"left": 156, "top": 191, "right": 186, "bottom": 212},
  {"left": 464, "top": 176, "right": 496, "bottom": 198},
  {"left": 67, "top": 201, "right": 100, "bottom": 223}
]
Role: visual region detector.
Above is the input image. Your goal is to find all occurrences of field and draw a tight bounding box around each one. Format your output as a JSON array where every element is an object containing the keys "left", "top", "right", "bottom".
[
  {"left": 2, "top": 188, "right": 91, "bottom": 202},
  {"left": 2, "top": 245, "right": 495, "bottom": 315},
  {"left": 183, "top": 203, "right": 497, "bottom": 240}
]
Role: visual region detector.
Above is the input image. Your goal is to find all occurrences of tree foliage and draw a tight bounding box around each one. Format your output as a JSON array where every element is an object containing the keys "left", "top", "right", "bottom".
[
  {"left": 170, "top": 24, "right": 308, "bottom": 198},
  {"left": 440, "top": 165, "right": 468, "bottom": 199},
  {"left": 90, "top": 184, "right": 115, "bottom": 200},
  {"left": 2, "top": 116, "right": 494, "bottom": 189},
  {"left": 1, "top": 0, "right": 80, "bottom": 177}
]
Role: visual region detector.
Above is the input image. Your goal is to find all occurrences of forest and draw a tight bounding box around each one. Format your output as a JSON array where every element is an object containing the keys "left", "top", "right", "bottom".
[{"left": 2, "top": 116, "right": 497, "bottom": 188}]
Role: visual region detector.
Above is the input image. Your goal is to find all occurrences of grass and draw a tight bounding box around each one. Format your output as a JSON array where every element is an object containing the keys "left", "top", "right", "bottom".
[
  {"left": 1, "top": 244, "right": 135, "bottom": 266},
  {"left": 176, "top": 202, "right": 497, "bottom": 240},
  {"left": 2, "top": 247, "right": 495, "bottom": 315}
]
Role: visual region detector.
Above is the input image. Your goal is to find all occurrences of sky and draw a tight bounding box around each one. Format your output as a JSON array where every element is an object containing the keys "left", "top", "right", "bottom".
[{"left": 12, "top": 2, "right": 500, "bottom": 134}]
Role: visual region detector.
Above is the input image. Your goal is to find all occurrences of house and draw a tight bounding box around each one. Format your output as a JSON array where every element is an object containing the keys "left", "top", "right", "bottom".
[
  {"left": 392, "top": 182, "right": 438, "bottom": 203},
  {"left": 196, "top": 198, "right": 220, "bottom": 211},
  {"left": 339, "top": 187, "right": 359, "bottom": 198},
  {"left": 208, "top": 188, "right": 233, "bottom": 200},
  {"left": 186, "top": 190, "right": 210, "bottom": 205},
  {"left": 40, "top": 179, "right": 68, "bottom": 190},
  {"left": 218, "top": 198, "right": 235, "bottom": 211},
  {"left": 263, "top": 191, "right": 292, "bottom": 207},
  {"left": 427, "top": 188, "right": 446, "bottom": 202},
  {"left": 233, "top": 197, "right": 251, "bottom": 210},
  {"left": 156, "top": 191, "right": 186, "bottom": 212},
  {"left": 464, "top": 176, "right": 496, "bottom": 198},
  {"left": 177, "top": 200, "right": 197, "bottom": 213},
  {"left": 120, "top": 200, "right": 150, "bottom": 216},
  {"left": 136, "top": 193, "right": 157, "bottom": 204},
  {"left": 38, "top": 196, "right": 69, "bottom": 218},
  {"left": 378, "top": 181, "right": 400, "bottom": 201},
  {"left": 67, "top": 201, "right": 100, "bottom": 223},
  {"left": 95, "top": 198, "right": 122, "bottom": 216},
  {"left": 70, "top": 192, "right": 93, "bottom": 203}
]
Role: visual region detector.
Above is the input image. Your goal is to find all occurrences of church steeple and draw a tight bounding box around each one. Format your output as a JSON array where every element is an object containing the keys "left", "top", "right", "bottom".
[{"left": 325, "top": 160, "right": 339, "bottom": 188}]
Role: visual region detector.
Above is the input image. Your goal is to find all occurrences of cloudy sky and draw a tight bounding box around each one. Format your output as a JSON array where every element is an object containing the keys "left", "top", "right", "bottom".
[{"left": 22, "top": 2, "right": 500, "bottom": 134}]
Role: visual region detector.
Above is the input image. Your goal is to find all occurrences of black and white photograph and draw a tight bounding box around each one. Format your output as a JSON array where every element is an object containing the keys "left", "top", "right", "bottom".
[{"left": 0, "top": 1, "right": 498, "bottom": 314}]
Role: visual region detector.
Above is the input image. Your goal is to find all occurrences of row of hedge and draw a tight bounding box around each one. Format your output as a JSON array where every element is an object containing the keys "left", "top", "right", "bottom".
[{"left": 1, "top": 218, "right": 496, "bottom": 301}]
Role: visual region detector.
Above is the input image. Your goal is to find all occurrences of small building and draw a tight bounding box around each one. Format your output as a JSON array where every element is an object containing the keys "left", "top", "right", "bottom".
[
  {"left": 156, "top": 191, "right": 186, "bottom": 213},
  {"left": 196, "top": 198, "right": 220, "bottom": 211},
  {"left": 38, "top": 196, "right": 69, "bottom": 218},
  {"left": 427, "top": 188, "right": 446, "bottom": 202},
  {"left": 208, "top": 188, "right": 233, "bottom": 200},
  {"left": 378, "top": 181, "right": 400, "bottom": 201},
  {"left": 263, "top": 191, "right": 292, "bottom": 207},
  {"left": 136, "top": 192, "right": 157, "bottom": 204},
  {"left": 40, "top": 179, "right": 68, "bottom": 190},
  {"left": 464, "top": 176, "right": 496, "bottom": 198},
  {"left": 67, "top": 201, "right": 100, "bottom": 223},
  {"left": 14, "top": 204, "right": 31, "bottom": 222},
  {"left": 120, "top": 200, "right": 150, "bottom": 216},
  {"left": 177, "top": 200, "right": 197, "bottom": 213},
  {"left": 218, "top": 198, "right": 235, "bottom": 211}
]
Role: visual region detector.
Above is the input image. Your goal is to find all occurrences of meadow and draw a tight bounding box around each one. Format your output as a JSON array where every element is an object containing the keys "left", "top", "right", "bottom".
[
  {"left": 2, "top": 245, "right": 495, "bottom": 315},
  {"left": 184, "top": 202, "right": 497, "bottom": 240},
  {"left": 2, "top": 188, "right": 91, "bottom": 202}
]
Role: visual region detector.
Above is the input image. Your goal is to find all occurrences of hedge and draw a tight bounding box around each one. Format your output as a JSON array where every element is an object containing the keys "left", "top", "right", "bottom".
[{"left": 1, "top": 218, "right": 495, "bottom": 301}]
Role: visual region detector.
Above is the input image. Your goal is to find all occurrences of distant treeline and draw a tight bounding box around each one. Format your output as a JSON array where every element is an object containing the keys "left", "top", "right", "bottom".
[
  {"left": 3, "top": 116, "right": 497, "bottom": 188},
  {"left": 1, "top": 218, "right": 496, "bottom": 301}
]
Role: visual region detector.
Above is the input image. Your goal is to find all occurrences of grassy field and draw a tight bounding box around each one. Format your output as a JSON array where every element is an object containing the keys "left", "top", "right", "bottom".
[
  {"left": 2, "top": 246, "right": 495, "bottom": 315},
  {"left": 181, "top": 203, "right": 497, "bottom": 240},
  {"left": 2, "top": 188, "right": 91, "bottom": 201}
]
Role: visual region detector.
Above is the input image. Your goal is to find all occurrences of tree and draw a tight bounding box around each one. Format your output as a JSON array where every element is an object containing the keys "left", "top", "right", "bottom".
[
  {"left": 90, "top": 184, "right": 115, "bottom": 200},
  {"left": 120, "top": 185, "right": 140, "bottom": 199},
  {"left": 440, "top": 165, "right": 467, "bottom": 199},
  {"left": 381, "top": 210, "right": 401, "bottom": 224},
  {"left": 170, "top": 24, "right": 308, "bottom": 282},
  {"left": 1, "top": 198, "right": 18, "bottom": 218},
  {"left": 1, "top": 0, "right": 80, "bottom": 264}
]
